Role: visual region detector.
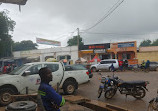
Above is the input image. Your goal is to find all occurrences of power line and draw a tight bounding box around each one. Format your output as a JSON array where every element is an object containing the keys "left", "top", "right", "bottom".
[
  {"left": 55, "top": 29, "right": 77, "bottom": 41},
  {"left": 80, "top": 31, "right": 158, "bottom": 36},
  {"left": 82, "top": 0, "right": 124, "bottom": 32}
]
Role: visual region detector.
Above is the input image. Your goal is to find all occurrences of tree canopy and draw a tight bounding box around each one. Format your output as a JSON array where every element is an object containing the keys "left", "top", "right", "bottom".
[
  {"left": 67, "top": 36, "right": 84, "bottom": 50},
  {"left": 0, "top": 11, "right": 38, "bottom": 58},
  {"left": 0, "top": 10, "right": 16, "bottom": 58},
  {"left": 13, "top": 40, "right": 38, "bottom": 51},
  {"left": 139, "top": 39, "right": 158, "bottom": 47}
]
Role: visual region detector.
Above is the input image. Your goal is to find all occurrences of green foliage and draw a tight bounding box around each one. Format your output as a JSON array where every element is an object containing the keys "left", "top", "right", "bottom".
[
  {"left": 0, "top": 10, "right": 16, "bottom": 58},
  {"left": 13, "top": 40, "right": 38, "bottom": 51},
  {"left": 139, "top": 39, "right": 152, "bottom": 47},
  {"left": 0, "top": 10, "right": 16, "bottom": 34},
  {"left": 139, "top": 39, "right": 158, "bottom": 47},
  {"left": 151, "top": 39, "right": 158, "bottom": 46},
  {"left": 67, "top": 36, "right": 84, "bottom": 50}
]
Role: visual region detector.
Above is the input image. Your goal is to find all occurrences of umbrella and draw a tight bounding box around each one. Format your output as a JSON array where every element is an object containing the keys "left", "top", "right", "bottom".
[
  {"left": 46, "top": 58, "right": 58, "bottom": 62},
  {"left": 89, "top": 55, "right": 101, "bottom": 62}
]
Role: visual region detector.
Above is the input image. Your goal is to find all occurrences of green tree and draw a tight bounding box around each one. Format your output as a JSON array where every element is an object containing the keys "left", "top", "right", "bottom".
[
  {"left": 67, "top": 36, "right": 84, "bottom": 50},
  {"left": 139, "top": 39, "right": 151, "bottom": 47},
  {"left": 13, "top": 40, "right": 38, "bottom": 51},
  {"left": 0, "top": 10, "right": 16, "bottom": 58},
  {"left": 151, "top": 39, "right": 158, "bottom": 46}
]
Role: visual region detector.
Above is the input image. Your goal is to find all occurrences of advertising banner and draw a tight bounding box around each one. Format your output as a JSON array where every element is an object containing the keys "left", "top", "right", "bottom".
[
  {"left": 118, "top": 42, "right": 134, "bottom": 48},
  {"left": 36, "top": 38, "right": 61, "bottom": 46}
]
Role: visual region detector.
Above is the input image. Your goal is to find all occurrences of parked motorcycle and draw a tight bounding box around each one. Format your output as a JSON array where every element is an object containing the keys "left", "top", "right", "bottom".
[
  {"left": 147, "top": 90, "right": 158, "bottom": 111},
  {"left": 132, "top": 64, "right": 150, "bottom": 73},
  {"left": 97, "top": 73, "right": 119, "bottom": 98},
  {"left": 104, "top": 75, "right": 149, "bottom": 99}
]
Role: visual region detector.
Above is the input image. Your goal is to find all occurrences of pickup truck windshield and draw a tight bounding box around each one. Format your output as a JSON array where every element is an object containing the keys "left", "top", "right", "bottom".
[{"left": 9, "top": 65, "right": 30, "bottom": 75}]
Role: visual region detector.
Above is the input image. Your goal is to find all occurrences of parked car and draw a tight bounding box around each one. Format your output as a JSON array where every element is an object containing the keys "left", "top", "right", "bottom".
[
  {"left": 90, "top": 59, "right": 119, "bottom": 72},
  {"left": 149, "top": 62, "right": 158, "bottom": 71},
  {"left": 65, "top": 64, "right": 93, "bottom": 78},
  {"left": 0, "top": 62, "right": 90, "bottom": 105}
]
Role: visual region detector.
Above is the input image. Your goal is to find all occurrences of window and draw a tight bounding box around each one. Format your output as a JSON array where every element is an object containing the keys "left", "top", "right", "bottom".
[
  {"left": 59, "top": 56, "right": 65, "bottom": 60},
  {"left": 44, "top": 64, "right": 59, "bottom": 72},
  {"left": 28, "top": 64, "right": 42, "bottom": 75},
  {"left": 72, "top": 65, "right": 87, "bottom": 70},
  {"left": 127, "top": 54, "right": 131, "bottom": 59},
  {"left": 100, "top": 61, "right": 106, "bottom": 64},
  {"left": 108, "top": 61, "right": 116, "bottom": 63},
  {"left": 9, "top": 65, "right": 30, "bottom": 75},
  {"left": 65, "top": 66, "right": 73, "bottom": 71},
  {"left": 67, "top": 55, "right": 71, "bottom": 60},
  {"left": 100, "top": 60, "right": 116, "bottom": 64}
]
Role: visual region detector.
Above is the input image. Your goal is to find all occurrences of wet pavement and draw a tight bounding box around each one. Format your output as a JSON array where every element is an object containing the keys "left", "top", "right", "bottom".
[
  {"left": 0, "top": 71, "right": 157, "bottom": 111},
  {"left": 75, "top": 71, "right": 158, "bottom": 111}
]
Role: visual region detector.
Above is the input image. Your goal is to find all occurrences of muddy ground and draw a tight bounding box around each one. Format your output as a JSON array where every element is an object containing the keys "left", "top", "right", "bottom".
[
  {"left": 0, "top": 71, "right": 157, "bottom": 111},
  {"left": 76, "top": 71, "right": 158, "bottom": 111}
]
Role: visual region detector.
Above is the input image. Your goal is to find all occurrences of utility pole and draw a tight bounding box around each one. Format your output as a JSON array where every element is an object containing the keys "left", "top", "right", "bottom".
[{"left": 77, "top": 28, "right": 80, "bottom": 59}]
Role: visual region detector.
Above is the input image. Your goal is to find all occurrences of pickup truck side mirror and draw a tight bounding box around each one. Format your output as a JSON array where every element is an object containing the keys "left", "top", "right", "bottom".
[{"left": 23, "top": 71, "right": 31, "bottom": 76}]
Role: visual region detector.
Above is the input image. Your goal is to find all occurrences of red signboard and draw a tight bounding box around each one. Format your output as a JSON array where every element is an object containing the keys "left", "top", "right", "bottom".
[{"left": 88, "top": 45, "right": 105, "bottom": 49}]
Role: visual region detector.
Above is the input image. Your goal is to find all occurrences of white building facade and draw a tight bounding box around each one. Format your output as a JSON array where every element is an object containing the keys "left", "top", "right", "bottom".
[{"left": 13, "top": 46, "right": 78, "bottom": 64}]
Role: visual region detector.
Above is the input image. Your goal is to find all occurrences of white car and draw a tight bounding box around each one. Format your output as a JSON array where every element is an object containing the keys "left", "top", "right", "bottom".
[
  {"left": 90, "top": 59, "right": 119, "bottom": 72},
  {"left": 0, "top": 62, "right": 90, "bottom": 105},
  {"left": 65, "top": 64, "right": 93, "bottom": 79}
]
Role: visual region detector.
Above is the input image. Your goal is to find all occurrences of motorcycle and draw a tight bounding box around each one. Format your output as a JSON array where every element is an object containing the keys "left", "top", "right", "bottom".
[
  {"left": 104, "top": 75, "right": 149, "bottom": 99},
  {"left": 97, "top": 73, "right": 119, "bottom": 98},
  {"left": 147, "top": 90, "right": 158, "bottom": 111}
]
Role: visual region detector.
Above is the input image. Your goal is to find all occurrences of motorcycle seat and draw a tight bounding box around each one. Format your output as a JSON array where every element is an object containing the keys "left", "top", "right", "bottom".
[{"left": 120, "top": 80, "right": 145, "bottom": 86}]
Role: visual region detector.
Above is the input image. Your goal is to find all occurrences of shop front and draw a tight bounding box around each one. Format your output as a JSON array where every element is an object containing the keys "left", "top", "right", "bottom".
[
  {"left": 107, "top": 41, "right": 138, "bottom": 65},
  {"left": 79, "top": 41, "right": 138, "bottom": 65},
  {"left": 79, "top": 43, "right": 110, "bottom": 62}
]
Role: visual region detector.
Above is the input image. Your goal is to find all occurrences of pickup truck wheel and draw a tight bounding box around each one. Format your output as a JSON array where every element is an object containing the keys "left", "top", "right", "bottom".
[
  {"left": 63, "top": 81, "right": 76, "bottom": 95},
  {"left": 92, "top": 67, "right": 97, "bottom": 72},
  {"left": 0, "top": 88, "right": 15, "bottom": 105}
]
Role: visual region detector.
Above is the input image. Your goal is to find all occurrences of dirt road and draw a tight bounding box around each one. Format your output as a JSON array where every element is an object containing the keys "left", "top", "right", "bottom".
[
  {"left": 76, "top": 71, "right": 158, "bottom": 111},
  {"left": 0, "top": 71, "right": 157, "bottom": 111}
]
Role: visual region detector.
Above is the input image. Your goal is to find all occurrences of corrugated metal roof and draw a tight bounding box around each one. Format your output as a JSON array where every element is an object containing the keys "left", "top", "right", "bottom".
[{"left": 0, "top": 0, "right": 27, "bottom": 5}]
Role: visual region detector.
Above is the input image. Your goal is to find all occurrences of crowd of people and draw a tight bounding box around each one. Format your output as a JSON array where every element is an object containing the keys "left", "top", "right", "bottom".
[
  {"left": 118, "top": 59, "right": 150, "bottom": 71},
  {"left": 1, "top": 64, "right": 17, "bottom": 74}
]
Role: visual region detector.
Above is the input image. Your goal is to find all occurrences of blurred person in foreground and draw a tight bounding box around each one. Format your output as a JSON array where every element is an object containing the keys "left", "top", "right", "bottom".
[{"left": 38, "top": 67, "right": 65, "bottom": 111}]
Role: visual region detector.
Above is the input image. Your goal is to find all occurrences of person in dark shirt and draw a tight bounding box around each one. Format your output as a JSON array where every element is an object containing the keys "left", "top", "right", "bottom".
[
  {"left": 145, "top": 60, "right": 150, "bottom": 69},
  {"left": 38, "top": 67, "right": 65, "bottom": 111}
]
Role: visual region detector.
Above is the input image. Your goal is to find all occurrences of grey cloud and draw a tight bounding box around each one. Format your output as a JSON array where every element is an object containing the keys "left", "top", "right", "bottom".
[{"left": 0, "top": 0, "right": 158, "bottom": 48}]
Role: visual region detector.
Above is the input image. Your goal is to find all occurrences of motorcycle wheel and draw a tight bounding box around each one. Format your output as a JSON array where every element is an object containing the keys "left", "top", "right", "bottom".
[
  {"left": 98, "top": 88, "right": 103, "bottom": 98},
  {"left": 144, "top": 68, "right": 150, "bottom": 73},
  {"left": 104, "top": 89, "right": 116, "bottom": 99},
  {"left": 147, "top": 101, "right": 158, "bottom": 111},
  {"left": 132, "top": 87, "right": 146, "bottom": 99}
]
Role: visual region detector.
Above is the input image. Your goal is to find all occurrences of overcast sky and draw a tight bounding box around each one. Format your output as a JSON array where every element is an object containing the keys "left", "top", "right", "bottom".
[{"left": 0, "top": 0, "right": 158, "bottom": 49}]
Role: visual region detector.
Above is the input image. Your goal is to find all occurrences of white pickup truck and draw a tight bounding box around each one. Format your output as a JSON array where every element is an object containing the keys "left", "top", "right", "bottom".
[{"left": 0, "top": 62, "right": 90, "bottom": 105}]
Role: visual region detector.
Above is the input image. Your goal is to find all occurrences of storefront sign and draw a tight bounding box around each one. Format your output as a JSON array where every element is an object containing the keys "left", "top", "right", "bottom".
[
  {"left": 94, "top": 49, "right": 106, "bottom": 53},
  {"left": 83, "top": 43, "right": 110, "bottom": 50},
  {"left": 118, "top": 42, "right": 134, "bottom": 48}
]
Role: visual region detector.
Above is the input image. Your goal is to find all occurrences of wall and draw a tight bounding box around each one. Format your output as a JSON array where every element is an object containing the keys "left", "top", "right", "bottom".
[
  {"left": 137, "top": 46, "right": 158, "bottom": 64},
  {"left": 13, "top": 46, "right": 78, "bottom": 64},
  {"left": 137, "top": 51, "right": 158, "bottom": 64}
]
